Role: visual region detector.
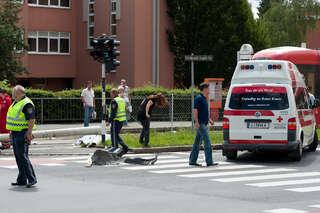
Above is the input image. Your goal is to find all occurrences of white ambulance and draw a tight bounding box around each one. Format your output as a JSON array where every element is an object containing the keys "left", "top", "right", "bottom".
[{"left": 222, "top": 60, "right": 318, "bottom": 161}]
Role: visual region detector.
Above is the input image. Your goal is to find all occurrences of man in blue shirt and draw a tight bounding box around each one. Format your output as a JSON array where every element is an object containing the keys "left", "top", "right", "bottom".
[{"left": 189, "top": 82, "right": 218, "bottom": 167}]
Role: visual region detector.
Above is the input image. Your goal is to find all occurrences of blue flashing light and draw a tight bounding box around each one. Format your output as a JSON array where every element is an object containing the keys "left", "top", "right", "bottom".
[
  {"left": 268, "top": 65, "right": 273, "bottom": 69},
  {"left": 250, "top": 65, "right": 254, "bottom": 70}
]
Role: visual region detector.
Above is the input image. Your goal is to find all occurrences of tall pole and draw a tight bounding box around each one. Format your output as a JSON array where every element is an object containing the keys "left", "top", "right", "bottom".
[
  {"left": 191, "top": 53, "right": 195, "bottom": 133},
  {"left": 101, "top": 63, "right": 106, "bottom": 144}
]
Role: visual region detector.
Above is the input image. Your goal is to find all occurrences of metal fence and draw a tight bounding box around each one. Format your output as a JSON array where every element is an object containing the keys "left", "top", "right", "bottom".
[{"left": 32, "top": 96, "right": 226, "bottom": 124}]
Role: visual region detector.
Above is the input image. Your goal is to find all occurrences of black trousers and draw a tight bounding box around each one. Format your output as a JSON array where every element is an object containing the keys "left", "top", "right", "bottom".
[
  {"left": 12, "top": 131, "right": 37, "bottom": 184},
  {"left": 110, "top": 120, "right": 128, "bottom": 150},
  {"left": 139, "top": 118, "right": 150, "bottom": 146}
]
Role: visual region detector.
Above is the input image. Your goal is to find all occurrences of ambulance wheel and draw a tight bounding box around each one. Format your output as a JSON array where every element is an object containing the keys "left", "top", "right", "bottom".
[
  {"left": 308, "top": 131, "right": 318, "bottom": 152},
  {"left": 289, "top": 140, "right": 302, "bottom": 161},
  {"left": 224, "top": 149, "right": 237, "bottom": 160}
]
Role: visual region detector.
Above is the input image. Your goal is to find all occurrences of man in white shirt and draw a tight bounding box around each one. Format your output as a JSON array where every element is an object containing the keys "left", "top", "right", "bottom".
[
  {"left": 81, "top": 81, "right": 95, "bottom": 127},
  {"left": 120, "top": 79, "right": 131, "bottom": 125}
]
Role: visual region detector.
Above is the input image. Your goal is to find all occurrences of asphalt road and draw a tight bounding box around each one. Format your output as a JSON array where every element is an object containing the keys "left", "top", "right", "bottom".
[{"left": 1, "top": 150, "right": 320, "bottom": 213}]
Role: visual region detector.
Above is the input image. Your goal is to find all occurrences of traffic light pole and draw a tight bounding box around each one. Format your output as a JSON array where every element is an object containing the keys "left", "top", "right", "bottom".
[{"left": 101, "top": 63, "right": 107, "bottom": 145}]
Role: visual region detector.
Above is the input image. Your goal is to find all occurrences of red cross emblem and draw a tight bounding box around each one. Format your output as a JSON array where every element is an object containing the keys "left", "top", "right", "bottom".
[{"left": 277, "top": 116, "right": 283, "bottom": 123}]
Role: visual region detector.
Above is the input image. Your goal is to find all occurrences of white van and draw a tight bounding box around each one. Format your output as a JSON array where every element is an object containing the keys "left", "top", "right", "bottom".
[{"left": 222, "top": 60, "right": 318, "bottom": 161}]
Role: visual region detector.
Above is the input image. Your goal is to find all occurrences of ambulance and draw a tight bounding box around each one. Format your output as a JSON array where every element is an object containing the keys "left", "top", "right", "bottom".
[{"left": 222, "top": 60, "right": 318, "bottom": 161}]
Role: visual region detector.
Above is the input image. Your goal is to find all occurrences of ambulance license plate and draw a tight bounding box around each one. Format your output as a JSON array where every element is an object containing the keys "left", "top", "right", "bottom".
[{"left": 247, "top": 122, "right": 269, "bottom": 129}]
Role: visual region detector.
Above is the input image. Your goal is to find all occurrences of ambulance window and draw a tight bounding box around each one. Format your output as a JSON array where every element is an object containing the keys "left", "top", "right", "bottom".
[
  {"left": 229, "top": 87, "right": 289, "bottom": 110},
  {"left": 303, "top": 89, "right": 312, "bottom": 109},
  {"left": 295, "top": 88, "right": 309, "bottom": 109}
]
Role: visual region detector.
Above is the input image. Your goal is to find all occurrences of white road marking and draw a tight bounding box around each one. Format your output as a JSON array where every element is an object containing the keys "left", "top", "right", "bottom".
[
  {"left": 309, "top": 204, "right": 320, "bottom": 208},
  {"left": 123, "top": 154, "right": 178, "bottom": 159},
  {"left": 0, "top": 158, "right": 15, "bottom": 161},
  {"left": 73, "top": 160, "right": 89, "bottom": 164},
  {"left": 263, "top": 208, "right": 307, "bottom": 213},
  {"left": 246, "top": 178, "right": 320, "bottom": 187},
  {"left": 0, "top": 165, "right": 17, "bottom": 169},
  {"left": 211, "top": 172, "right": 320, "bottom": 183},
  {"left": 155, "top": 159, "right": 189, "bottom": 164},
  {"left": 122, "top": 161, "right": 230, "bottom": 170},
  {"left": 285, "top": 186, "right": 320, "bottom": 192},
  {"left": 39, "top": 163, "right": 65, "bottom": 167},
  {"left": 179, "top": 168, "right": 295, "bottom": 178},
  {"left": 53, "top": 156, "right": 89, "bottom": 161},
  {"left": 150, "top": 165, "right": 264, "bottom": 174}
]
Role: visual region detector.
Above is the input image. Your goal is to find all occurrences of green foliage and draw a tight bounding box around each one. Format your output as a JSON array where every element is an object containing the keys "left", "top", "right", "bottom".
[
  {"left": 166, "top": 0, "right": 270, "bottom": 88},
  {"left": 257, "top": 0, "right": 282, "bottom": 17},
  {"left": 0, "top": 80, "right": 10, "bottom": 88},
  {"left": 258, "top": 0, "right": 320, "bottom": 47},
  {"left": 0, "top": 0, "right": 28, "bottom": 82}
]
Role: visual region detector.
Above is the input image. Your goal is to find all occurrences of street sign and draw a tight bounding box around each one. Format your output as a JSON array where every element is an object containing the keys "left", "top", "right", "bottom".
[
  {"left": 185, "top": 53, "right": 213, "bottom": 133},
  {"left": 185, "top": 55, "right": 213, "bottom": 61}
]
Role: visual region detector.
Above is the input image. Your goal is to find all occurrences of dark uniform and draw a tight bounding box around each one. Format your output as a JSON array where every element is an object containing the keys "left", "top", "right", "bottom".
[
  {"left": 108, "top": 98, "right": 128, "bottom": 152},
  {"left": 8, "top": 96, "right": 37, "bottom": 186}
]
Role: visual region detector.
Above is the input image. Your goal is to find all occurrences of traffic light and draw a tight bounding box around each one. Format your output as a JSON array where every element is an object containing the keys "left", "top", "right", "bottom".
[
  {"left": 107, "top": 39, "right": 120, "bottom": 71},
  {"left": 89, "top": 34, "right": 120, "bottom": 72}
]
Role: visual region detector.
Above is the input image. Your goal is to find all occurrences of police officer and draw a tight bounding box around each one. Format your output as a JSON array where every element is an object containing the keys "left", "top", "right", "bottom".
[
  {"left": 6, "top": 85, "right": 37, "bottom": 188},
  {"left": 106, "top": 88, "right": 129, "bottom": 153}
]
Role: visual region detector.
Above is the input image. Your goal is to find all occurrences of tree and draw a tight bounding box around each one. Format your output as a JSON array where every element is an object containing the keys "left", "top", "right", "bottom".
[
  {"left": 0, "top": 0, "right": 28, "bottom": 83},
  {"left": 257, "top": 0, "right": 282, "bottom": 17},
  {"left": 166, "top": 0, "right": 270, "bottom": 88},
  {"left": 258, "top": 0, "right": 320, "bottom": 47}
]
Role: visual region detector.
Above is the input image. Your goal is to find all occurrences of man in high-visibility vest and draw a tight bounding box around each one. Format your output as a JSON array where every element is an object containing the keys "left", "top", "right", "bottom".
[
  {"left": 6, "top": 85, "right": 37, "bottom": 188},
  {"left": 106, "top": 88, "right": 129, "bottom": 153}
]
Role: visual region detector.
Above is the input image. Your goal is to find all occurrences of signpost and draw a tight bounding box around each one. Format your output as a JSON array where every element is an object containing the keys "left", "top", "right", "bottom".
[{"left": 185, "top": 54, "right": 213, "bottom": 133}]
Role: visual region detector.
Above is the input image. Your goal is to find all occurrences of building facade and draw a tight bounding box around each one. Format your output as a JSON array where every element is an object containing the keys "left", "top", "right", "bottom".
[{"left": 17, "top": 0, "right": 174, "bottom": 90}]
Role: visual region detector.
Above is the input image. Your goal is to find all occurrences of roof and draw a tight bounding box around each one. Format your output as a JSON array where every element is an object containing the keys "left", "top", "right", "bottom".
[{"left": 252, "top": 46, "right": 320, "bottom": 65}]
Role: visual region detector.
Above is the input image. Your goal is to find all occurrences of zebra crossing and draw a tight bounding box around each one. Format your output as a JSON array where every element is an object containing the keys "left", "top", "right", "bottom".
[
  {"left": 120, "top": 152, "right": 320, "bottom": 194},
  {"left": 1, "top": 151, "right": 320, "bottom": 194}
]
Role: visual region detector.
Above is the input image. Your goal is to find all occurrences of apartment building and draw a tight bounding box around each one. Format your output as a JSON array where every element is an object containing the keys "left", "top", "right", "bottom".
[{"left": 17, "top": 0, "right": 174, "bottom": 90}]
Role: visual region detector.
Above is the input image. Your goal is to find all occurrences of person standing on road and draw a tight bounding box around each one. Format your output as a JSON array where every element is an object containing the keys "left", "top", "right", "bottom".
[
  {"left": 0, "top": 88, "right": 12, "bottom": 149},
  {"left": 6, "top": 85, "right": 37, "bottom": 188},
  {"left": 120, "top": 79, "right": 132, "bottom": 124},
  {"left": 81, "top": 81, "right": 95, "bottom": 127},
  {"left": 189, "top": 82, "right": 218, "bottom": 167},
  {"left": 106, "top": 88, "right": 129, "bottom": 153},
  {"left": 137, "top": 93, "right": 169, "bottom": 147}
]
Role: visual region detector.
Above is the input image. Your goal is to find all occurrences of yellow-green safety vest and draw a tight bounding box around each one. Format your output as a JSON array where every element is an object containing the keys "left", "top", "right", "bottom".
[
  {"left": 6, "top": 97, "right": 37, "bottom": 131},
  {"left": 109, "top": 97, "right": 126, "bottom": 122}
]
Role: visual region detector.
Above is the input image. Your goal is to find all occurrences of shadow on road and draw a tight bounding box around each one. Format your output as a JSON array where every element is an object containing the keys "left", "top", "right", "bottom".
[
  {"left": 8, "top": 186, "right": 39, "bottom": 193},
  {"left": 227, "top": 150, "right": 319, "bottom": 167}
]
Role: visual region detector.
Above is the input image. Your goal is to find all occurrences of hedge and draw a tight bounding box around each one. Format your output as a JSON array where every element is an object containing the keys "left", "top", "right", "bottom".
[{"left": 0, "top": 80, "right": 205, "bottom": 98}]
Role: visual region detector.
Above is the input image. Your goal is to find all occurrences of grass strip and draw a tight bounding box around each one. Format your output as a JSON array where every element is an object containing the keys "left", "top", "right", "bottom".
[{"left": 102, "top": 128, "right": 223, "bottom": 148}]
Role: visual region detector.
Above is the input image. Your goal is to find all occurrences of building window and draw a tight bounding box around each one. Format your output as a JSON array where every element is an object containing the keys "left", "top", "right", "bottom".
[
  {"left": 110, "top": 0, "right": 120, "bottom": 37},
  {"left": 28, "top": 31, "right": 70, "bottom": 55},
  {"left": 88, "top": 0, "right": 95, "bottom": 48},
  {"left": 28, "top": 0, "right": 70, "bottom": 8}
]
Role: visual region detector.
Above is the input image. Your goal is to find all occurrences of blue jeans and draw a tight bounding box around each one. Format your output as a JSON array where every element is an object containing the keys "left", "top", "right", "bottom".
[
  {"left": 12, "top": 131, "right": 37, "bottom": 184},
  {"left": 189, "top": 123, "right": 213, "bottom": 165},
  {"left": 84, "top": 106, "right": 93, "bottom": 127}
]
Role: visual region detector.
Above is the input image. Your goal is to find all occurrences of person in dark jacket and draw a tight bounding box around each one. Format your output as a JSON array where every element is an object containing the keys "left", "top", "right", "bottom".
[
  {"left": 106, "top": 88, "right": 129, "bottom": 153},
  {"left": 137, "top": 93, "right": 169, "bottom": 147}
]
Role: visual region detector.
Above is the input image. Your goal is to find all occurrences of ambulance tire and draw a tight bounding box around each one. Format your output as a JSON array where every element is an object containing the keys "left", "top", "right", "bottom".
[
  {"left": 289, "top": 140, "right": 302, "bottom": 161},
  {"left": 224, "top": 149, "right": 237, "bottom": 160},
  {"left": 308, "top": 131, "right": 318, "bottom": 152}
]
